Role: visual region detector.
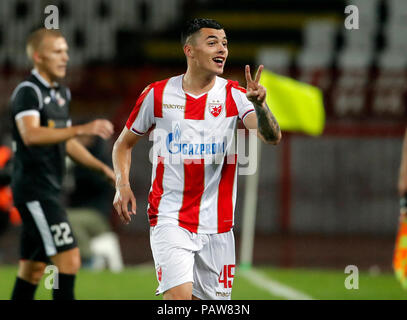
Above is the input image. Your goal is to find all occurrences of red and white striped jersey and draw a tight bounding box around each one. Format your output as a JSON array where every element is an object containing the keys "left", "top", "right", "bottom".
[{"left": 126, "top": 75, "right": 255, "bottom": 234}]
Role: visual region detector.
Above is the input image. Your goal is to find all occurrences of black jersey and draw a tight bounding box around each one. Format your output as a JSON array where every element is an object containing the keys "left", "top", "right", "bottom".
[{"left": 10, "top": 69, "right": 72, "bottom": 203}]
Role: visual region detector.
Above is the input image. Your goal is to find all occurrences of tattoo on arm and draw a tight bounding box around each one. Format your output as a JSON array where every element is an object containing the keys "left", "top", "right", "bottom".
[{"left": 254, "top": 103, "right": 281, "bottom": 143}]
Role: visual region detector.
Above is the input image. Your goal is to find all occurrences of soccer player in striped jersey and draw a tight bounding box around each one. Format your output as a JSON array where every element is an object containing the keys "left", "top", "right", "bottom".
[
  {"left": 9, "top": 28, "right": 115, "bottom": 300},
  {"left": 113, "top": 18, "right": 281, "bottom": 300}
]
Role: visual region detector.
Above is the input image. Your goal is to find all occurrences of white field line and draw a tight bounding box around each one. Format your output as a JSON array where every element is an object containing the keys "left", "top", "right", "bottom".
[
  {"left": 132, "top": 264, "right": 314, "bottom": 300},
  {"left": 240, "top": 268, "right": 315, "bottom": 300}
]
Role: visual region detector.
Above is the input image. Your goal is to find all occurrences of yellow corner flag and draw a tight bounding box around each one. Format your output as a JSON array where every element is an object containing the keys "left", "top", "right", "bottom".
[{"left": 260, "top": 69, "right": 325, "bottom": 136}]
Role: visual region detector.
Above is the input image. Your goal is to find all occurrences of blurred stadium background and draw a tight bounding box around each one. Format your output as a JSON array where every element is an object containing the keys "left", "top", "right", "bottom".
[{"left": 1, "top": 0, "right": 407, "bottom": 299}]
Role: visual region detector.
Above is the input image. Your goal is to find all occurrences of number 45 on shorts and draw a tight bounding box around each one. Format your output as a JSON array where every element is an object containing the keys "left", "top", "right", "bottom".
[{"left": 218, "top": 264, "right": 235, "bottom": 289}]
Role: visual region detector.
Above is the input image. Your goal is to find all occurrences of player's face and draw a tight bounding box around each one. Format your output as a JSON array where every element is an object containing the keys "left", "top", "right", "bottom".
[
  {"left": 36, "top": 36, "right": 69, "bottom": 81},
  {"left": 190, "top": 28, "right": 228, "bottom": 75}
]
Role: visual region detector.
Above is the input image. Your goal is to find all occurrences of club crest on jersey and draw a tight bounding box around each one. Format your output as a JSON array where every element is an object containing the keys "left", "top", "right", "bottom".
[
  {"left": 208, "top": 102, "right": 223, "bottom": 118},
  {"left": 55, "top": 92, "right": 66, "bottom": 107}
]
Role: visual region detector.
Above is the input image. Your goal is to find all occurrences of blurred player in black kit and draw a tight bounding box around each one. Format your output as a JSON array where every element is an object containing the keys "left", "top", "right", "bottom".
[{"left": 9, "top": 28, "right": 115, "bottom": 300}]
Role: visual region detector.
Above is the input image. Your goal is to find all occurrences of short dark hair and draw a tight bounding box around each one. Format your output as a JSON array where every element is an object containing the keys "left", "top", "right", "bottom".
[
  {"left": 26, "top": 28, "right": 64, "bottom": 61},
  {"left": 181, "top": 18, "right": 223, "bottom": 45}
]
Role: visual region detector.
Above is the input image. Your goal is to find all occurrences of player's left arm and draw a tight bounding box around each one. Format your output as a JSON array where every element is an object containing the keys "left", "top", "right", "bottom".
[
  {"left": 66, "top": 138, "right": 115, "bottom": 185},
  {"left": 243, "top": 64, "right": 281, "bottom": 145}
]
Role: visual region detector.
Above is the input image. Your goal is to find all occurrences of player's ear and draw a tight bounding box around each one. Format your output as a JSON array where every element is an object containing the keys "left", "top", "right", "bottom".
[
  {"left": 32, "top": 51, "right": 42, "bottom": 64},
  {"left": 183, "top": 44, "right": 194, "bottom": 59}
]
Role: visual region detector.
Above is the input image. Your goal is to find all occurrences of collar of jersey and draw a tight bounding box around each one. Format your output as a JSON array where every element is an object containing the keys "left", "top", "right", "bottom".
[
  {"left": 180, "top": 74, "right": 220, "bottom": 99},
  {"left": 31, "top": 69, "right": 59, "bottom": 89}
]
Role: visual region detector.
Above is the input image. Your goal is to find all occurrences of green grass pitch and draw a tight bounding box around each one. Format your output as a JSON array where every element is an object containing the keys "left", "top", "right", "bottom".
[{"left": 0, "top": 265, "right": 406, "bottom": 300}]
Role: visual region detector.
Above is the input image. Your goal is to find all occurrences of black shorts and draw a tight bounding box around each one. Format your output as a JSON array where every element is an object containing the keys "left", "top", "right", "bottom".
[{"left": 16, "top": 198, "right": 77, "bottom": 263}]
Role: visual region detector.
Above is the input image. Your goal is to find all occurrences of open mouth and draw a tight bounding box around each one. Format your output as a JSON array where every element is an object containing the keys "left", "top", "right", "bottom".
[{"left": 212, "top": 57, "right": 225, "bottom": 66}]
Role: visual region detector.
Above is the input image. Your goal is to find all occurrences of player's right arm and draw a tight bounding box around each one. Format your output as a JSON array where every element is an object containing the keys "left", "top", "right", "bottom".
[
  {"left": 16, "top": 116, "right": 113, "bottom": 146},
  {"left": 112, "top": 84, "right": 154, "bottom": 224},
  {"left": 398, "top": 128, "right": 407, "bottom": 196},
  {"left": 112, "top": 127, "right": 141, "bottom": 224},
  {"left": 12, "top": 85, "right": 113, "bottom": 145}
]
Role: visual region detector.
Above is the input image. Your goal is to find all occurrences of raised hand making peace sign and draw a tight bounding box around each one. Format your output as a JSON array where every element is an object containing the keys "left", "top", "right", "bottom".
[
  {"left": 245, "top": 64, "right": 267, "bottom": 106},
  {"left": 242, "top": 64, "right": 281, "bottom": 145}
]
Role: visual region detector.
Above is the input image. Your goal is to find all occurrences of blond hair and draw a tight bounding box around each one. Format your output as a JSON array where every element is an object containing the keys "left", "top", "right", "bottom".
[{"left": 26, "top": 28, "right": 64, "bottom": 61}]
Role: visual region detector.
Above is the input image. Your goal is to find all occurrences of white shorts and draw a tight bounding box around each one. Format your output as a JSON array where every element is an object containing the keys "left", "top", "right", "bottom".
[{"left": 150, "top": 223, "right": 236, "bottom": 300}]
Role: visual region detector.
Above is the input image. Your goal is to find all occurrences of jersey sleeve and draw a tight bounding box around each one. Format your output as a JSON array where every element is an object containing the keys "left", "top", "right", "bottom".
[
  {"left": 231, "top": 86, "right": 255, "bottom": 122},
  {"left": 125, "top": 86, "right": 155, "bottom": 135},
  {"left": 11, "top": 84, "right": 42, "bottom": 121}
]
